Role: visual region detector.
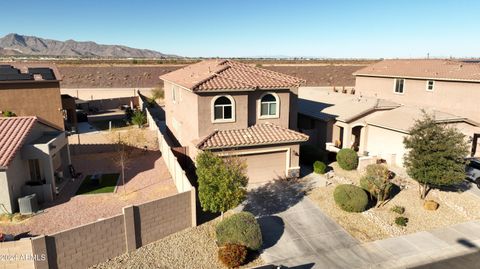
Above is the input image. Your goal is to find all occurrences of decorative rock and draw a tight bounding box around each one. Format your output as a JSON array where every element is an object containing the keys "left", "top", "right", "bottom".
[{"left": 424, "top": 200, "right": 439, "bottom": 211}]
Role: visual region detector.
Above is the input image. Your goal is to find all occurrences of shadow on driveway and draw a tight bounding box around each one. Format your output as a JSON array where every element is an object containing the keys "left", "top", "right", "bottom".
[{"left": 243, "top": 179, "right": 314, "bottom": 217}]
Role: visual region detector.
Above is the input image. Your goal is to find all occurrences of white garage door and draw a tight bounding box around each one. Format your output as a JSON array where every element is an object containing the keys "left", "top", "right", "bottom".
[{"left": 243, "top": 151, "right": 287, "bottom": 184}]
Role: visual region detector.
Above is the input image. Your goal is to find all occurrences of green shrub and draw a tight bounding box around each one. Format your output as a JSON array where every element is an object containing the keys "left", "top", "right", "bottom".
[
  {"left": 336, "top": 149, "right": 358, "bottom": 170},
  {"left": 313, "top": 161, "right": 327, "bottom": 174},
  {"left": 333, "top": 184, "right": 369, "bottom": 212},
  {"left": 300, "top": 144, "right": 324, "bottom": 165},
  {"left": 218, "top": 243, "right": 247, "bottom": 268},
  {"left": 216, "top": 212, "right": 262, "bottom": 251},
  {"left": 390, "top": 205, "right": 405, "bottom": 215},
  {"left": 2, "top": 111, "right": 16, "bottom": 117},
  {"left": 360, "top": 164, "right": 393, "bottom": 206},
  {"left": 395, "top": 216, "right": 409, "bottom": 227}
]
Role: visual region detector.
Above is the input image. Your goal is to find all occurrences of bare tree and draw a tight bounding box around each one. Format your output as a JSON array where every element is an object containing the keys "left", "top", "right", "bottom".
[{"left": 108, "top": 129, "right": 146, "bottom": 195}]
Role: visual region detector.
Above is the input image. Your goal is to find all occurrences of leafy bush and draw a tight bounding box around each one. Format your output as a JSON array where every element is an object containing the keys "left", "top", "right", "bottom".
[
  {"left": 2, "top": 111, "right": 16, "bottom": 117},
  {"left": 216, "top": 212, "right": 262, "bottom": 251},
  {"left": 395, "top": 216, "right": 409, "bottom": 227},
  {"left": 218, "top": 243, "right": 247, "bottom": 268},
  {"left": 360, "top": 164, "right": 393, "bottom": 206},
  {"left": 313, "top": 161, "right": 327, "bottom": 174},
  {"left": 300, "top": 144, "right": 324, "bottom": 165},
  {"left": 131, "top": 110, "right": 147, "bottom": 128},
  {"left": 333, "top": 184, "right": 369, "bottom": 212},
  {"left": 336, "top": 149, "right": 358, "bottom": 170},
  {"left": 390, "top": 205, "right": 405, "bottom": 215}
]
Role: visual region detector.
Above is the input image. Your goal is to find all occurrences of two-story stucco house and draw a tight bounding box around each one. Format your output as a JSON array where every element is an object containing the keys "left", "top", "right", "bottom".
[
  {"left": 299, "top": 59, "right": 480, "bottom": 167},
  {"left": 160, "top": 60, "right": 308, "bottom": 184}
]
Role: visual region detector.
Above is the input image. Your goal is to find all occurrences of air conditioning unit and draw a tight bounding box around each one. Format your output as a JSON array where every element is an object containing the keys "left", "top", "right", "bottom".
[{"left": 18, "top": 194, "right": 39, "bottom": 215}]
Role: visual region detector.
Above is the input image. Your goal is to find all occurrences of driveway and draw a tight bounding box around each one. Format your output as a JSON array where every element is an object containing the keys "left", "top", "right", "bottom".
[{"left": 240, "top": 179, "right": 385, "bottom": 268}]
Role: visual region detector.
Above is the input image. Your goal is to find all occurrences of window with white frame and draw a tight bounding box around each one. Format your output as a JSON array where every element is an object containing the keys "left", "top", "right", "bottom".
[
  {"left": 427, "top": 80, "right": 434, "bottom": 91},
  {"left": 394, "top": 78, "right": 405, "bottom": 94},
  {"left": 213, "top": 96, "right": 233, "bottom": 120},
  {"left": 260, "top": 93, "right": 278, "bottom": 117}
]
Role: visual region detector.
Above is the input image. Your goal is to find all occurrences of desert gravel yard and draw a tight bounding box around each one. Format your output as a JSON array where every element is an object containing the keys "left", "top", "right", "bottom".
[
  {"left": 90, "top": 215, "right": 264, "bottom": 269},
  {"left": 308, "top": 162, "right": 480, "bottom": 242}
]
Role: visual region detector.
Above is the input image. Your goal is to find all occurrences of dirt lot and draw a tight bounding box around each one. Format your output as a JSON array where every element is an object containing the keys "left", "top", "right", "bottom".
[
  {"left": 308, "top": 163, "right": 480, "bottom": 242},
  {"left": 91, "top": 214, "right": 264, "bottom": 269},
  {"left": 58, "top": 64, "right": 365, "bottom": 88}
]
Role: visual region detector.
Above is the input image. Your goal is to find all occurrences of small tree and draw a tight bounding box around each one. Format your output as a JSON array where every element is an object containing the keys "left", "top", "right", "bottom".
[
  {"left": 360, "top": 164, "right": 393, "bottom": 207},
  {"left": 196, "top": 151, "right": 248, "bottom": 218},
  {"left": 131, "top": 110, "right": 146, "bottom": 128},
  {"left": 403, "top": 112, "right": 469, "bottom": 199},
  {"left": 109, "top": 129, "right": 146, "bottom": 195}
]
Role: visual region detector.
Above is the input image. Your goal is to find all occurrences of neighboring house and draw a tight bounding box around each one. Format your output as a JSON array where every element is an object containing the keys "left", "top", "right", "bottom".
[
  {"left": 0, "top": 63, "right": 65, "bottom": 130},
  {"left": 0, "top": 117, "right": 71, "bottom": 213},
  {"left": 354, "top": 59, "right": 480, "bottom": 123},
  {"left": 160, "top": 59, "right": 308, "bottom": 183},
  {"left": 299, "top": 59, "right": 480, "bottom": 167}
]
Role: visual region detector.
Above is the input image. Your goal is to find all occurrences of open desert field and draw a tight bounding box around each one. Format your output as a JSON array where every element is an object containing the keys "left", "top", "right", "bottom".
[{"left": 57, "top": 63, "right": 368, "bottom": 88}]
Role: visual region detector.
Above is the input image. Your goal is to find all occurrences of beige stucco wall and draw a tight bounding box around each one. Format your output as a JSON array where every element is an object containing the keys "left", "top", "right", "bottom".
[
  {"left": 0, "top": 82, "right": 64, "bottom": 130},
  {"left": 3, "top": 154, "right": 30, "bottom": 212},
  {"left": 355, "top": 76, "right": 480, "bottom": 122},
  {"left": 364, "top": 125, "right": 408, "bottom": 166}
]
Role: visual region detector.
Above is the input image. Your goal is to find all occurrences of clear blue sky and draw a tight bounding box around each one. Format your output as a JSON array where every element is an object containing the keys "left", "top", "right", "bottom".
[{"left": 1, "top": 0, "right": 478, "bottom": 58}]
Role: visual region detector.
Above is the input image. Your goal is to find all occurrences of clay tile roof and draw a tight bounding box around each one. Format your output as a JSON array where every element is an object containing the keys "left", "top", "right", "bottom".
[
  {"left": 0, "top": 116, "right": 37, "bottom": 169},
  {"left": 197, "top": 123, "right": 309, "bottom": 150},
  {"left": 160, "top": 59, "right": 304, "bottom": 92},
  {"left": 353, "top": 59, "right": 480, "bottom": 82}
]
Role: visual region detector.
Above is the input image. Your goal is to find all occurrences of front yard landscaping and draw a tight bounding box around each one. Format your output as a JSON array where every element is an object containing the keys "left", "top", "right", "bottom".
[
  {"left": 76, "top": 173, "right": 120, "bottom": 195},
  {"left": 90, "top": 214, "right": 264, "bottom": 269},
  {"left": 308, "top": 162, "right": 480, "bottom": 242}
]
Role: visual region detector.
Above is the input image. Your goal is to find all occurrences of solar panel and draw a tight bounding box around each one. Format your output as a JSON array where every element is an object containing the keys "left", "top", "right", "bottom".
[{"left": 0, "top": 66, "right": 56, "bottom": 81}]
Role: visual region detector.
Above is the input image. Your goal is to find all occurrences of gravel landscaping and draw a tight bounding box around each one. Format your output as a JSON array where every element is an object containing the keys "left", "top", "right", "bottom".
[
  {"left": 90, "top": 215, "right": 264, "bottom": 269},
  {"left": 308, "top": 162, "right": 480, "bottom": 242}
]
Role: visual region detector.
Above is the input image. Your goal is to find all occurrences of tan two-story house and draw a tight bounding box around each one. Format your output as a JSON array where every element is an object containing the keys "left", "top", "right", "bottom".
[{"left": 160, "top": 60, "right": 308, "bottom": 184}]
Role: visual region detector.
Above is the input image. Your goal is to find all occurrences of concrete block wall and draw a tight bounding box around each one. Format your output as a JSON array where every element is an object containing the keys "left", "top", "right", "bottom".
[{"left": 46, "top": 214, "right": 126, "bottom": 269}]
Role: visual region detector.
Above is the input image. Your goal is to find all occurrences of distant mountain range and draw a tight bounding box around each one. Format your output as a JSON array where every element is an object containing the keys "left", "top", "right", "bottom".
[{"left": 0, "top": 33, "right": 175, "bottom": 58}]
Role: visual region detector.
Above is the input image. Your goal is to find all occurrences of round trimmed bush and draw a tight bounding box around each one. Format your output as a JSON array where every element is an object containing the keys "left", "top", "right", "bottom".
[
  {"left": 336, "top": 148, "right": 358, "bottom": 170},
  {"left": 216, "top": 212, "right": 262, "bottom": 250},
  {"left": 218, "top": 243, "right": 247, "bottom": 268},
  {"left": 333, "top": 184, "right": 369, "bottom": 212},
  {"left": 313, "top": 161, "right": 327, "bottom": 174}
]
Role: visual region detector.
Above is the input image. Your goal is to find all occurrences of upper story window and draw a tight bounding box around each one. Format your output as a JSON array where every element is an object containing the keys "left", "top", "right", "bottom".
[
  {"left": 426, "top": 80, "right": 435, "bottom": 91},
  {"left": 212, "top": 95, "right": 235, "bottom": 122},
  {"left": 394, "top": 78, "right": 405, "bottom": 94},
  {"left": 260, "top": 93, "right": 279, "bottom": 118}
]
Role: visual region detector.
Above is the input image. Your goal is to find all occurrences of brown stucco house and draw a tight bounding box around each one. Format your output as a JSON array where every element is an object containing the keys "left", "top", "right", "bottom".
[
  {"left": 299, "top": 59, "right": 480, "bottom": 167},
  {"left": 160, "top": 59, "right": 308, "bottom": 184},
  {"left": 0, "top": 63, "right": 65, "bottom": 130}
]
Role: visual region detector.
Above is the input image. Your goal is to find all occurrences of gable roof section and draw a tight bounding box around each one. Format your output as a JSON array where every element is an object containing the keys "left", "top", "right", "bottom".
[
  {"left": 0, "top": 116, "right": 37, "bottom": 169},
  {"left": 197, "top": 123, "right": 309, "bottom": 150},
  {"left": 160, "top": 59, "right": 304, "bottom": 92},
  {"left": 353, "top": 59, "right": 480, "bottom": 82},
  {"left": 366, "top": 106, "right": 479, "bottom": 133},
  {"left": 298, "top": 88, "right": 400, "bottom": 122}
]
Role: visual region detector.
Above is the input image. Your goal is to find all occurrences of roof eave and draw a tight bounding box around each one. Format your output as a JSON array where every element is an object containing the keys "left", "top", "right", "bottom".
[
  {"left": 199, "top": 138, "right": 309, "bottom": 151},
  {"left": 354, "top": 73, "right": 480, "bottom": 83}
]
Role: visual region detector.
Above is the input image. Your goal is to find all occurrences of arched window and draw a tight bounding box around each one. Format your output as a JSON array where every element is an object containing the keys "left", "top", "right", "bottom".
[
  {"left": 213, "top": 96, "right": 233, "bottom": 120},
  {"left": 260, "top": 93, "right": 278, "bottom": 117}
]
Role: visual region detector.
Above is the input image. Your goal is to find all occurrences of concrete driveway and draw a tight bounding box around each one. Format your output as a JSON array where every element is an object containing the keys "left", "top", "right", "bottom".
[{"left": 240, "top": 179, "right": 384, "bottom": 268}]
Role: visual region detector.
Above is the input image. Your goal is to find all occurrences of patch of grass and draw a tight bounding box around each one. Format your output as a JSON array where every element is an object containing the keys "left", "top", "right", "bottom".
[
  {"left": 0, "top": 213, "right": 32, "bottom": 223},
  {"left": 76, "top": 174, "right": 120, "bottom": 195}
]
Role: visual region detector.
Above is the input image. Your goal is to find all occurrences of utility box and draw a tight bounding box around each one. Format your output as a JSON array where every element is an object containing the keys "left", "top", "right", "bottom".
[{"left": 18, "top": 193, "right": 39, "bottom": 215}]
